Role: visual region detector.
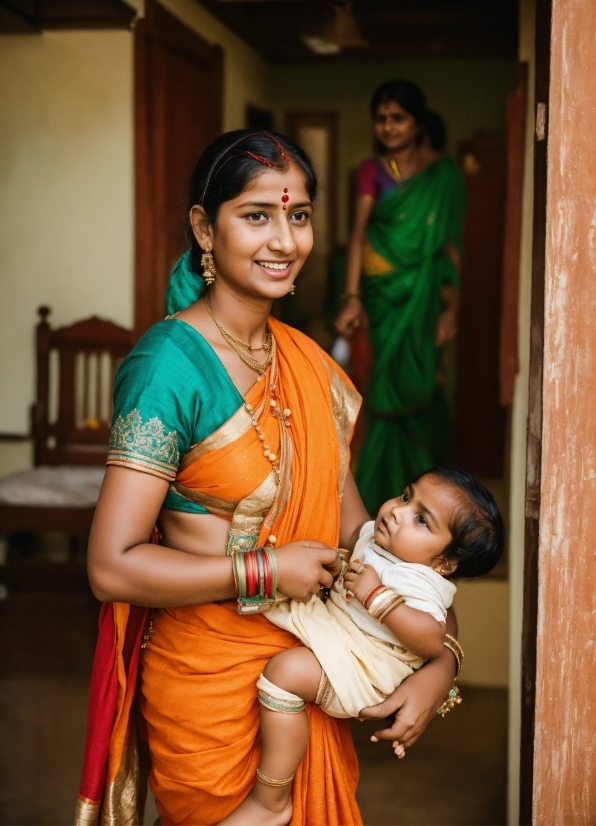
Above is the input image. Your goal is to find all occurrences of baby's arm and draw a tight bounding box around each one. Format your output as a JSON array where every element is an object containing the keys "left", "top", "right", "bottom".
[{"left": 343, "top": 562, "right": 446, "bottom": 660}]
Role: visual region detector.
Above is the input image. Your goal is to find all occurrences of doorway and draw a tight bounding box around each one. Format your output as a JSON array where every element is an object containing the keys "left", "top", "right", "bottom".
[{"left": 134, "top": 0, "right": 223, "bottom": 336}]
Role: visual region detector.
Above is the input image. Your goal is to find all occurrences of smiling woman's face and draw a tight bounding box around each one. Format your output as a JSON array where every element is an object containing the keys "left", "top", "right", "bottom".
[
  {"left": 373, "top": 100, "right": 420, "bottom": 153},
  {"left": 198, "top": 163, "right": 314, "bottom": 301}
]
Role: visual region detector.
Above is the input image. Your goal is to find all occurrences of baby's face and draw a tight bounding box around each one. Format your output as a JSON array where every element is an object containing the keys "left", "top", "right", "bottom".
[{"left": 374, "top": 475, "right": 458, "bottom": 573}]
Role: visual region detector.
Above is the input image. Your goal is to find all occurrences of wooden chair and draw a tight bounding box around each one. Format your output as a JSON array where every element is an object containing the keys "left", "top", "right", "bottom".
[{"left": 0, "top": 307, "right": 134, "bottom": 555}]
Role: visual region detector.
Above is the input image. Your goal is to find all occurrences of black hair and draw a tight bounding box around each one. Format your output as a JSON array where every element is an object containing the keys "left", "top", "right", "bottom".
[
  {"left": 422, "top": 109, "right": 448, "bottom": 153},
  {"left": 369, "top": 78, "right": 427, "bottom": 122},
  {"left": 413, "top": 467, "right": 505, "bottom": 579},
  {"left": 184, "top": 128, "right": 317, "bottom": 276}
]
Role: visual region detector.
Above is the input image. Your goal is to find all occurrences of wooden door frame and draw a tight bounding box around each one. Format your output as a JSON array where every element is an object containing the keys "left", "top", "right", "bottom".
[
  {"left": 134, "top": 0, "right": 223, "bottom": 337},
  {"left": 519, "top": 0, "right": 551, "bottom": 820},
  {"left": 284, "top": 111, "right": 339, "bottom": 252},
  {"left": 522, "top": 0, "right": 596, "bottom": 821}
]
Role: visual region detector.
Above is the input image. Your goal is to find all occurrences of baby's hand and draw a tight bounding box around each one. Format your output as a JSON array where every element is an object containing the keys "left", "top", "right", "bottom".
[{"left": 343, "top": 559, "right": 381, "bottom": 604}]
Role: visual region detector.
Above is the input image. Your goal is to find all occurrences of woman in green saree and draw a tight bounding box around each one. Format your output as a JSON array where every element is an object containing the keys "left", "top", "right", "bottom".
[{"left": 335, "top": 79, "right": 466, "bottom": 515}]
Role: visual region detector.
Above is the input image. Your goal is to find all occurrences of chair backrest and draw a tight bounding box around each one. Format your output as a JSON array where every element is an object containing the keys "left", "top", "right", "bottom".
[{"left": 32, "top": 306, "right": 135, "bottom": 466}]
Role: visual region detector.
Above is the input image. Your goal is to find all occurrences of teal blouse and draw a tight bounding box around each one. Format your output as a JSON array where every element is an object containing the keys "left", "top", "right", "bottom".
[{"left": 107, "top": 319, "right": 243, "bottom": 513}]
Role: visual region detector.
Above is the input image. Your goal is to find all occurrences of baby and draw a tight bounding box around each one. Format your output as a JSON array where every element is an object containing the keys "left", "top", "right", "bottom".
[{"left": 220, "top": 466, "right": 504, "bottom": 826}]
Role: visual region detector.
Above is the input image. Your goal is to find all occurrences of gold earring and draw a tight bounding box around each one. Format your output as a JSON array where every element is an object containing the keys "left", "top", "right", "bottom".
[
  {"left": 201, "top": 240, "right": 216, "bottom": 286},
  {"left": 288, "top": 284, "right": 295, "bottom": 295}
]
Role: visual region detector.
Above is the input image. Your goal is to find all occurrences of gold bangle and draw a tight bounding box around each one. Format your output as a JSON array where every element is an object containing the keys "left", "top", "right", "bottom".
[
  {"left": 366, "top": 588, "right": 392, "bottom": 615},
  {"left": 376, "top": 596, "right": 405, "bottom": 623},
  {"left": 436, "top": 683, "right": 462, "bottom": 717},
  {"left": 444, "top": 634, "right": 464, "bottom": 677},
  {"left": 257, "top": 768, "right": 295, "bottom": 786},
  {"left": 339, "top": 291, "right": 362, "bottom": 304},
  {"left": 367, "top": 589, "right": 405, "bottom": 623}
]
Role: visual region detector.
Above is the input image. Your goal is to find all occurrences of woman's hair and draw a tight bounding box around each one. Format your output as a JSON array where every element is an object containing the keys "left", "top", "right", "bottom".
[
  {"left": 422, "top": 109, "right": 447, "bottom": 153},
  {"left": 165, "top": 129, "right": 317, "bottom": 316},
  {"left": 413, "top": 467, "right": 505, "bottom": 578},
  {"left": 185, "top": 129, "right": 317, "bottom": 275},
  {"left": 369, "top": 78, "right": 427, "bottom": 122}
]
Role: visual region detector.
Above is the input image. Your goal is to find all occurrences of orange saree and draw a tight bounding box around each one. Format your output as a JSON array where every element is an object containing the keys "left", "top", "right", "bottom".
[{"left": 76, "top": 318, "right": 362, "bottom": 825}]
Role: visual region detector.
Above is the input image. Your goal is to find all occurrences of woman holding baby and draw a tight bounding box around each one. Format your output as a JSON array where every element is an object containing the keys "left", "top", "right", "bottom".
[{"left": 76, "top": 129, "right": 462, "bottom": 826}]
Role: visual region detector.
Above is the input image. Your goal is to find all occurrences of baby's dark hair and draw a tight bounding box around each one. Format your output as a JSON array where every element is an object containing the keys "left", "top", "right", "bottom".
[{"left": 413, "top": 467, "right": 505, "bottom": 578}]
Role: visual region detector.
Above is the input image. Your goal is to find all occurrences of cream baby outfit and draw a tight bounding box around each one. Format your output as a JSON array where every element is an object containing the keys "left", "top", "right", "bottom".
[{"left": 264, "top": 520, "right": 456, "bottom": 718}]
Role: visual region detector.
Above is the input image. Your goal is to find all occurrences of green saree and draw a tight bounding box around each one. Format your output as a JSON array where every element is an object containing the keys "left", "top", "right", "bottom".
[{"left": 356, "top": 156, "right": 466, "bottom": 513}]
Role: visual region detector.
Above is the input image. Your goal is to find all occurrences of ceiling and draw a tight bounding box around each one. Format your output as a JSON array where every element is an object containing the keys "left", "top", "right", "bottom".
[
  {"left": 0, "top": 0, "right": 135, "bottom": 33},
  {"left": 0, "top": 0, "right": 519, "bottom": 62},
  {"left": 195, "top": 0, "right": 519, "bottom": 63}
]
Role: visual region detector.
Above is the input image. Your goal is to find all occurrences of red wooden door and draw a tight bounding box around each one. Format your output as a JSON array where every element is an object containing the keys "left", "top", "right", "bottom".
[
  {"left": 451, "top": 135, "right": 508, "bottom": 477},
  {"left": 135, "top": 0, "right": 223, "bottom": 335}
]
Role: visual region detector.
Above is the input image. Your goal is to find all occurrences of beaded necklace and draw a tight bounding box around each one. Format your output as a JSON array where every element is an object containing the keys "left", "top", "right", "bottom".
[{"left": 204, "top": 299, "right": 291, "bottom": 488}]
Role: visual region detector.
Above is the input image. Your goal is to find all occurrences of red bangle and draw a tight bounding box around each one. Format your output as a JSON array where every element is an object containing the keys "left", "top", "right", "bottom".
[
  {"left": 245, "top": 551, "right": 258, "bottom": 598},
  {"left": 362, "top": 584, "right": 385, "bottom": 609},
  {"left": 261, "top": 548, "right": 272, "bottom": 598}
]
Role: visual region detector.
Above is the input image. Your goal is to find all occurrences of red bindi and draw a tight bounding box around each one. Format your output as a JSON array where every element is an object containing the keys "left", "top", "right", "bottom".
[{"left": 282, "top": 188, "right": 289, "bottom": 210}]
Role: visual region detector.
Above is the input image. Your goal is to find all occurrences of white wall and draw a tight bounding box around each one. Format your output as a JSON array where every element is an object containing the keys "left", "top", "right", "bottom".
[
  {"left": 0, "top": 1, "right": 272, "bottom": 479},
  {"left": 507, "top": 0, "right": 536, "bottom": 821},
  {"left": 0, "top": 30, "right": 135, "bottom": 440}
]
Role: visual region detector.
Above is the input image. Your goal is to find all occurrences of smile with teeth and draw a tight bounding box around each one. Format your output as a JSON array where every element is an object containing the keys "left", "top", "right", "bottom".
[{"left": 257, "top": 261, "right": 290, "bottom": 271}]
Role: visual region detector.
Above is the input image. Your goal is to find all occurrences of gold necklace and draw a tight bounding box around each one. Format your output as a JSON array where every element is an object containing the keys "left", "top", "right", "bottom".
[
  {"left": 205, "top": 298, "right": 273, "bottom": 375},
  {"left": 205, "top": 298, "right": 271, "bottom": 353},
  {"left": 388, "top": 157, "right": 402, "bottom": 182}
]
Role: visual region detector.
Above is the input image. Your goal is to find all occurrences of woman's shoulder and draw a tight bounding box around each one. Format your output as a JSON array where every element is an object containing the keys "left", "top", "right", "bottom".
[
  {"left": 120, "top": 319, "right": 224, "bottom": 382},
  {"left": 355, "top": 158, "right": 381, "bottom": 197},
  {"left": 271, "top": 319, "right": 345, "bottom": 378},
  {"left": 357, "top": 157, "right": 379, "bottom": 174},
  {"left": 270, "top": 319, "right": 362, "bottom": 430}
]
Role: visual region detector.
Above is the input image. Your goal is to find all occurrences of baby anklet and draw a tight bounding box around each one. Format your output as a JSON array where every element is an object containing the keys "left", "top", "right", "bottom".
[{"left": 256, "top": 768, "right": 295, "bottom": 786}]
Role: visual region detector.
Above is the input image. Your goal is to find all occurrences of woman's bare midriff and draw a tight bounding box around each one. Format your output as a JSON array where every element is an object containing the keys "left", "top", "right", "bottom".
[{"left": 158, "top": 509, "right": 230, "bottom": 557}]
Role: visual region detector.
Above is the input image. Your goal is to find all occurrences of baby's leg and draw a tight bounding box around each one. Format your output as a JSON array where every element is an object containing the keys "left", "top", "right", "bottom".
[{"left": 218, "top": 647, "right": 322, "bottom": 826}]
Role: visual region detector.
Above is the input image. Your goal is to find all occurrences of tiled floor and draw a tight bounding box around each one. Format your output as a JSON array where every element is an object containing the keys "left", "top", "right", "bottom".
[{"left": 0, "top": 561, "right": 507, "bottom": 826}]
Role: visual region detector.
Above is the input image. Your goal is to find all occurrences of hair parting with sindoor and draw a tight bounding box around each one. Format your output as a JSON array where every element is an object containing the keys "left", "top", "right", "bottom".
[{"left": 185, "top": 129, "right": 317, "bottom": 277}]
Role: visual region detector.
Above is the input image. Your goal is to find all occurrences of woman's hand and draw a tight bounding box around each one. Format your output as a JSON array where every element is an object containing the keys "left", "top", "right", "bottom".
[
  {"left": 435, "top": 307, "right": 458, "bottom": 347},
  {"left": 357, "top": 643, "right": 457, "bottom": 752},
  {"left": 435, "top": 284, "right": 459, "bottom": 347},
  {"left": 275, "top": 541, "right": 341, "bottom": 601},
  {"left": 343, "top": 560, "right": 381, "bottom": 603},
  {"left": 334, "top": 299, "right": 366, "bottom": 338}
]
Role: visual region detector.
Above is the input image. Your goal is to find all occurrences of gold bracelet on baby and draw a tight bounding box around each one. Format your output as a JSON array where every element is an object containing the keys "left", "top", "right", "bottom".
[
  {"left": 367, "top": 587, "right": 405, "bottom": 623},
  {"left": 436, "top": 683, "right": 462, "bottom": 717},
  {"left": 444, "top": 633, "right": 465, "bottom": 677}
]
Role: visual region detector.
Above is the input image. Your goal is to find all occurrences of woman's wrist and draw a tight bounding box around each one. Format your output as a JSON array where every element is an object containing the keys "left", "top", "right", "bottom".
[{"left": 339, "top": 291, "right": 362, "bottom": 306}]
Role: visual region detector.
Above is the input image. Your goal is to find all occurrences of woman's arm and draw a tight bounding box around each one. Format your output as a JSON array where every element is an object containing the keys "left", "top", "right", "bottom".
[
  {"left": 88, "top": 466, "right": 341, "bottom": 606},
  {"left": 358, "top": 607, "right": 458, "bottom": 747},
  {"left": 338, "top": 471, "right": 370, "bottom": 551},
  {"left": 435, "top": 284, "right": 459, "bottom": 347},
  {"left": 334, "top": 194, "right": 375, "bottom": 338}
]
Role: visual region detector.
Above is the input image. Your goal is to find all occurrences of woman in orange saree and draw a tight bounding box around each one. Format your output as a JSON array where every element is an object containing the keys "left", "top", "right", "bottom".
[{"left": 77, "top": 130, "right": 460, "bottom": 826}]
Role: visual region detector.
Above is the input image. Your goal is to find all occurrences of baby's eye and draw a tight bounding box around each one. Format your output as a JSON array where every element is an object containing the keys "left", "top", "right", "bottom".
[
  {"left": 415, "top": 514, "right": 428, "bottom": 527},
  {"left": 400, "top": 491, "right": 409, "bottom": 503}
]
